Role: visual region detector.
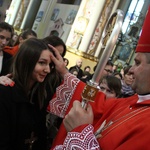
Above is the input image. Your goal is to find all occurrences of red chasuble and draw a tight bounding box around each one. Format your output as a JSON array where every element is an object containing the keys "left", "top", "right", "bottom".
[
  {"left": 48, "top": 73, "right": 150, "bottom": 150},
  {"left": 49, "top": 6, "right": 150, "bottom": 149}
]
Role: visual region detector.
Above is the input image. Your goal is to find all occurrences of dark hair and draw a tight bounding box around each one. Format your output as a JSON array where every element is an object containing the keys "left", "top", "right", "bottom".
[
  {"left": 100, "top": 75, "right": 122, "bottom": 97},
  {"left": 21, "top": 29, "right": 37, "bottom": 39},
  {"left": 93, "top": 64, "right": 97, "bottom": 72},
  {"left": 69, "top": 68, "right": 78, "bottom": 74},
  {"left": 12, "top": 38, "right": 52, "bottom": 108},
  {"left": 124, "top": 66, "right": 132, "bottom": 75},
  {"left": 63, "top": 58, "right": 69, "bottom": 66},
  {"left": 106, "top": 60, "right": 113, "bottom": 67},
  {"left": 84, "top": 66, "right": 91, "bottom": 71},
  {"left": 41, "top": 36, "right": 66, "bottom": 100},
  {"left": 42, "top": 35, "right": 66, "bottom": 57},
  {"left": 113, "top": 72, "right": 123, "bottom": 79},
  {"left": 0, "top": 22, "right": 14, "bottom": 38},
  {"left": 14, "top": 29, "right": 37, "bottom": 46}
]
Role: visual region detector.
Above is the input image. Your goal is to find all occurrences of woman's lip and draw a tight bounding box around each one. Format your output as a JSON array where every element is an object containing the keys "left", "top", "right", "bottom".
[{"left": 40, "top": 74, "right": 47, "bottom": 78}]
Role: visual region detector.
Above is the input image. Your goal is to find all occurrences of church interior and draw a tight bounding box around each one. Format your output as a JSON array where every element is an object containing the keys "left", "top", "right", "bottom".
[{"left": 0, "top": 0, "right": 150, "bottom": 73}]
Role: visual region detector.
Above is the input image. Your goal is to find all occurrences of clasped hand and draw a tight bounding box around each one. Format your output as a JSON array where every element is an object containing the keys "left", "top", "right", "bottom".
[{"left": 63, "top": 100, "right": 94, "bottom": 132}]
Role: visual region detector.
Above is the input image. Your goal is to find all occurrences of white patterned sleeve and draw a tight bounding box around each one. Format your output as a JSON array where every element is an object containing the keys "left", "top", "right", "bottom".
[
  {"left": 49, "top": 73, "right": 80, "bottom": 118},
  {"left": 53, "top": 125, "right": 100, "bottom": 150}
]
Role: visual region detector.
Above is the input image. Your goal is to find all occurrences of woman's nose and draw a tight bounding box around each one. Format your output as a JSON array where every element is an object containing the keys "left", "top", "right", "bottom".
[{"left": 44, "top": 65, "right": 50, "bottom": 73}]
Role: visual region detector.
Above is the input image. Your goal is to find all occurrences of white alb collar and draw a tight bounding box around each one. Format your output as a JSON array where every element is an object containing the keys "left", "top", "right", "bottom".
[{"left": 137, "top": 94, "right": 150, "bottom": 103}]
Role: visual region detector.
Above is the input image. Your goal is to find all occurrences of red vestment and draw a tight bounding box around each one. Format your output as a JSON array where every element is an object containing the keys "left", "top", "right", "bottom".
[
  {"left": 48, "top": 73, "right": 150, "bottom": 150},
  {"left": 4, "top": 45, "right": 19, "bottom": 56}
]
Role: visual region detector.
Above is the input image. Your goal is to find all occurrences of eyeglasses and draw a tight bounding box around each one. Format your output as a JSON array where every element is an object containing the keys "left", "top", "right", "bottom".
[{"left": 104, "top": 69, "right": 113, "bottom": 74}]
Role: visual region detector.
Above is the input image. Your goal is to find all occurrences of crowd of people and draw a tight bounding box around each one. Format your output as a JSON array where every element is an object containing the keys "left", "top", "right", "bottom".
[
  {"left": 0, "top": 5, "right": 150, "bottom": 150},
  {"left": 68, "top": 58, "right": 135, "bottom": 99}
]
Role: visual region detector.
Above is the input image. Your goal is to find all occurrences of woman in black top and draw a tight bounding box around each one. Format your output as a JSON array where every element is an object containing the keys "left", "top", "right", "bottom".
[{"left": 0, "top": 38, "right": 67, "bottom": 150}]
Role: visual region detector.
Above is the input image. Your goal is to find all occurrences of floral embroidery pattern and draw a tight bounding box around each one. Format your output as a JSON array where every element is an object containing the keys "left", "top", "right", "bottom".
[
  {"left": 54, "top": 125, "right": 100, "bottom": 150},
  {"left": 49, "top": 73, "right": 80, "bottom": 118}
]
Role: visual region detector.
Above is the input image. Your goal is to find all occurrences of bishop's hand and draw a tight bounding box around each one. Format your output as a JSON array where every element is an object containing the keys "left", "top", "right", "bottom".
[{"left": 63, "top": 100, "right": 94, "bottom": 132}]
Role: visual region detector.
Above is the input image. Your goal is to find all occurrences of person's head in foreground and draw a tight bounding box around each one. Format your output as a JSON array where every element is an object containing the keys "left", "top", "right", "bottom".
[{"left": 129, "top": 8, "right": 150, "bottom": 95}]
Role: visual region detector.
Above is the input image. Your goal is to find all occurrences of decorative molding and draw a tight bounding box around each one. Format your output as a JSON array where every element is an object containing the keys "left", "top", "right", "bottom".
[{"left": 67, "top": 46, "right": 98, "bottom": 62}]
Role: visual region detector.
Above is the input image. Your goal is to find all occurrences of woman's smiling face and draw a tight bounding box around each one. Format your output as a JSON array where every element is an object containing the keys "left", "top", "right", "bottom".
[{"left": 31, "top": 49, "right": 52, "bottom": 86}]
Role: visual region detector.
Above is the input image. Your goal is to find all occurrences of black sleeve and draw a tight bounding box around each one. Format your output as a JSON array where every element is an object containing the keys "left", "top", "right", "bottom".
[{"left": 0, "top": 86, "right": 12, "bottom": 150}]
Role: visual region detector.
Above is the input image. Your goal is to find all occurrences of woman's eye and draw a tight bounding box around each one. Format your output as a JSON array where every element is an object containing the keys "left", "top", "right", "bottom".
[
  {"left": 109, "top": 91, "right": 113, "bottom": 94},
  {"left": 100, "top": 87, "right": 105, "bottom": 90},
  {"left": 39, "top": 61, "right": 46, "bottom": 65},
  {"left": 108, "top": 90, "right": 114, "bottom": 94}
]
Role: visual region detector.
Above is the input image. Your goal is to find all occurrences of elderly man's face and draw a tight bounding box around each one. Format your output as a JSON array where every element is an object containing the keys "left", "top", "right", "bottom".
[
  {"left": 129, "top": 53, "right": 150, "bottom": 94},
  {"left": 76, "top": 59, "right": 82, "bottom": 68}
]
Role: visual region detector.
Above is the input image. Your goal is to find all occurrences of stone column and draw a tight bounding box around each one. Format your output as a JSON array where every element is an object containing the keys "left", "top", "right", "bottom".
[
  {"left": 32, "top": 0, "right": 50, "bottom": 34},
  {"left": 13, "top": 0, "right": 30, "bottom": 30},
  {"left": 65, "top": 0, "right": 87, "bottom": 49},
  {"left": 78, "top": 0, "right": 105, "bottom": 53},
  {"left": 5, "top": 0, "right": 22, "bottom": 25},
  {"left": 20, "top": 0, "right": 42, "bottom": 31},
  {"left": 33, "top": 0, "right": 57, "bottom": 38}
]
